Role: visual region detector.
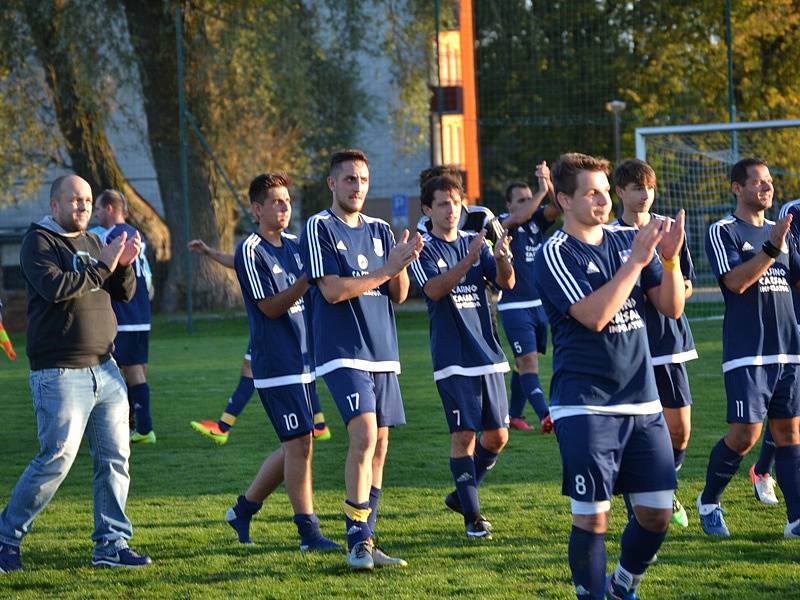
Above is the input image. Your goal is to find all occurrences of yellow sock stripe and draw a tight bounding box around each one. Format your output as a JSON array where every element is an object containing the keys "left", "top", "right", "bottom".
[
  {"left": 313, "top": 412, "right": 325, "bottom": 425},
  {"left": 343, "top": 501, "right": 371, "bottom": 522},
  {"left": 220, "top": 412, "right": 237, "bottom": 427},
  {"left": 0, "top": 326, "right": 10, "bottom": 343}
]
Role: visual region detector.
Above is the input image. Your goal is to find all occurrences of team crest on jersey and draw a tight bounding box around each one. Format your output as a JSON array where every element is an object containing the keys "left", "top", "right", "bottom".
[
  {"left": 294, "top": 253, "right": 302, "bottom": 269},
  {"left": 618, "top": 249, "right": 631, "bottom": 263},
  {"left": 272, "top": 263, "right": 283, "bottom": 274},
  {"left": 286, "top": 272, "right": 296, "bottom": 285},
  {"left": 357, "top": 254, "right": 369, "bottom": 269},
  {"left": 529, "top": 222, "right": 539, "bottom": 234},
  {"left": 373, "top": 238, "right": 384, "bottom": 257}
]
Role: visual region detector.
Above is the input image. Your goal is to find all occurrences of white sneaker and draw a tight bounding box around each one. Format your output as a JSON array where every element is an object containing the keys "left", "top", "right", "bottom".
[
  {"left": 749, "top": 464, "right": 779, "bottom": 505},
  {"left": 784, "top": 518, "right": 800, "bottom": 538}
]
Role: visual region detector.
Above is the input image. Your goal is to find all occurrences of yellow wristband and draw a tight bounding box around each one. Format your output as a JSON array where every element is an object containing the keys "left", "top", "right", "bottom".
[{"left": 660, "top": 253, "right": 679, "bottom": 272}]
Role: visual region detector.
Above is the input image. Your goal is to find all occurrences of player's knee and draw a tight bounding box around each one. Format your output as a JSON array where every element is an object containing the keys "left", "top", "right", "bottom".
[
  {"left": 571, "top": 510, "right": 608, "bottom": 534},
  {"left": 373, "top": 430, "right": 389, "bottom": 459},
  {"left": 515, "top": 352, "right": 538, "bottom": 373},
  {"left": 634, "top": 507, "right": 671, "bottom": 533},
  {"left": 669, "top": 424, "right": 691, "bottom": 448},
  {"left": 481, "top": 428, "right": 507, "bottom": 453},
  {"left": 451, "top": 430, "right": 476, "bottom": 456},
  {"left": 284, "top": 434, "right": 313, "bottom": 460},
  {"left": 768, "top": 417, "right": 800, "bottom": 446},
  {"left": 725, "top": 425, "right": 760, "bottom": 454},
  {"left": 347, "top": 416, "right": 378, "bottom": 456}
]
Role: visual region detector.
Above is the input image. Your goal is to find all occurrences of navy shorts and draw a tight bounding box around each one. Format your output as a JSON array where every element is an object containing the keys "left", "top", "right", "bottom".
[
  {"left": 244, "top": 341, "right": 252, "bottom": 361},
  {"left": 653, "top": 363, "right": 693, "bottom": 409},
  {"left": 256, "top": 382, "right": 314, "bottom": 442},
  {"left": 499, "top": 305, "right": 548, "bottom": 356},
  {"left": 323, "top": 368, "right": 405, "bottom": 427},
  {"left": 112, "top": 331, "right": 149, "bottom": 366},
  {"left": 435, "top": 372, "right": 509, "bottom": 433},
  {"left": 554, "top": 412, "right": 676, "bottom": 502},
  {"left": 724, "top": 363, "right": 800, "bottom": 423}
]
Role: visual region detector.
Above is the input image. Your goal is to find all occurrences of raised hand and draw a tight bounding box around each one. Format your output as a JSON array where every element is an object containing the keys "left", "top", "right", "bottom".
[
  {"left": 535, "top": 160, "right": 553, "bottom": 194},
  {"left": 118, "top": 231, "right": 142, "bottom": 267},
  {"left": 493, "top": 229, "right": 512, "bottom": 262},
  {"left": 770, "top": 213, "right": 792, "bottom": 251},
  {"left": 100, "top": 231, "right": 127, "bottom": 272},
  {"left": 658, "top": 209, "right": 686, "bottom": 261},
  {"left": 386, "top": 229, "right": 418, "bottom": 275},
  {"left": 629, "top": 218, "right": 663, "bottom": 267},
  {"left": 467, "top": 230, "right": 487, "bottom": 263}
]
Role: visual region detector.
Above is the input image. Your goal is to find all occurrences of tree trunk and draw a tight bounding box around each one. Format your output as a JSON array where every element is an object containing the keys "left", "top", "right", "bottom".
[
  {"left": 22, "top": 1, "right": 171, "bottom": 266},
  {"left": 122, "top": 0, "right": 240, "bottom": 311}
]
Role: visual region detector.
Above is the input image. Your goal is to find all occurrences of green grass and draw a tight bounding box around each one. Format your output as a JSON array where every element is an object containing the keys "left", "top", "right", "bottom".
[{"left": 1, "top": 312, "right": 799, "bottom": 598}]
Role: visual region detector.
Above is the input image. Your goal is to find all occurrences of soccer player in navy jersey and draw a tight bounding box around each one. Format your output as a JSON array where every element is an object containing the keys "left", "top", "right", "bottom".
[
  {"left": 533, "top": 153, "right": 686, "bottom": 600},
  {"left": 409, "top": 174, "right": 514, "bottom": 539},
  {"left": 611, "top": 159, "right": 697, "bottom": 528},
  {"left": 187, "top": 239, "right": 330, "bottom": 444},
  {"left": 747, "top": 195, "right": 800, "bottom": 506},
  {"left": 300, "top": 149, "right": 423, "bottom": 570},
  {"left": 94, "top": 190, "right": 156, "bottom": 444},
  {"left": 700, "top": 158, "right": 800, "bottom": 539},
  {"left": 224, "top": 173, "right": 339, "bottom": 552},
  {"left": 498, "top": 162, "right": 559, "bottom": 433}
]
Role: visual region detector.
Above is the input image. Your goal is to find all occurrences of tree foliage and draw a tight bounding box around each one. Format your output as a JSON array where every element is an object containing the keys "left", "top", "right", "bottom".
[{"left": 474, "top": 0, "right": 800, "bottom": 208}]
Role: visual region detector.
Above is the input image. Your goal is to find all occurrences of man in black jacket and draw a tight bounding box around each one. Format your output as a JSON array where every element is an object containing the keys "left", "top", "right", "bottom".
[{"left": 0, "top": 174, "right": 152, "bottom": 573}]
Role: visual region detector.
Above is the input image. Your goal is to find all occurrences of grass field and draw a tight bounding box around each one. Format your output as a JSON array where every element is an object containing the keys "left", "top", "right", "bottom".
[{"left": 1, "top": 311, "right": 799, "bottom": 599}]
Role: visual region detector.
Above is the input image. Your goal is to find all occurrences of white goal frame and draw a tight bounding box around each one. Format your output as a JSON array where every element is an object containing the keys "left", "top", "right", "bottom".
[{"left": 635, "top": 118, "right": 800, "bottom": 161}]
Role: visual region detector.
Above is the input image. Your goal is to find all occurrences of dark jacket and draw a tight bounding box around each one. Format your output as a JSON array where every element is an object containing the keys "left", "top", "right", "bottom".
[{"left": 20, "top": 217, "right": 136, "bottom": 370}]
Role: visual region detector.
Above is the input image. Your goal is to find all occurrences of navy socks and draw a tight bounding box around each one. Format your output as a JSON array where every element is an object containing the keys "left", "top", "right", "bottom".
[
  {"left": 568, "top": 526, "right": 606, "bottom": 600},
  {"left": 701, "top": 438, "right": 743, "bottom": 505},
  {"left": 128, "top": 383, "right": 152, "bottom": 434},
  {"left": 220, "top": 376, "right": 254, "bottom": 432},
  {"left": 450, "top": 456, "right": 480, "bottom": 522}
]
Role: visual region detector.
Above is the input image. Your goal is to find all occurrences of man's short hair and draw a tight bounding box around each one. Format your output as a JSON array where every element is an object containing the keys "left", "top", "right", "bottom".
[
  {"left": 420, "top": 174, "right": 463, "bottom": 208},
  {"left": 248, "top": 173, "right": 290, "bottom": 204},
  {"left": 504, "top": 181, "right": 531, "bottom": 204},
  {"left": 730, "top": 157, "right": 769, "bottom": 186},
  {"left": 49, "top": 175, "right": 73, "bottom": 202},
  {"left": 419, "top": 165, "right": 463, "bottom": 189},
  {"left": 329, "top": 149, "right": 369, "bottom": 176},
  {"left": 612, "top": 159, "right": 656, "bottom": 190},
  {"left": 552, "top": 153, "right": 610, "bottom": 211},
  {"left": 96, "top": 189, "right": 128, "bottom": 213}
]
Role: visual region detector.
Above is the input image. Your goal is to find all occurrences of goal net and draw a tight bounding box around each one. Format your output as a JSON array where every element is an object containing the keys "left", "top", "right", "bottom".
[{"left": 635, "top": 119, "right": 800, "bottom": 319}]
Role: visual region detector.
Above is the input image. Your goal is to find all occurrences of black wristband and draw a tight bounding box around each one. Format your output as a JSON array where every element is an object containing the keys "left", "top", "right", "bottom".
[{"left": 762, "top": 240, "right": 781, "bottom": 258}]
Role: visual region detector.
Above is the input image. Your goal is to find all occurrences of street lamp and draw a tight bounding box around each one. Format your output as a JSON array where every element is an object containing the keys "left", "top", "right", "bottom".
[{"left": 605, "top": 100, "right": 627, "bottom": 165}]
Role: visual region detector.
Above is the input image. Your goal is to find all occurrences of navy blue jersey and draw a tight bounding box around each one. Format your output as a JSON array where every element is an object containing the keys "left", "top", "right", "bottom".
[
  {"left": 409, "top": 231, "right": 510, "bottom": 381},
  {"left": 533, "top": 226, "right": 664, "bottom": 419},
  {"left": 498, "top": 206, "right": 555, "bottom": 310},
  {"left": 104, "top": 223, "right": 151, "bottom": 330},
  {"left": 779, "top": 199, "right": 800, "bottom": 324},
  {"left": 613, "top": 215, "right": 697, "bottom": 365},
  {"left": 234, "top": 232, "right": 313, "bottom": 388},
  {"left": 300, "top": 209, "right": 400, "bottom": 376},
  {"left": 706, "top": 214, "right": 800, "bottom": 372}
]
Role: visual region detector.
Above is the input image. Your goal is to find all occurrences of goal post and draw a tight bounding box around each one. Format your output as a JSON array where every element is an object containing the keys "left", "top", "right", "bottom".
[{"left": 634, "top": 118, "right": 800, "bottom": 319}]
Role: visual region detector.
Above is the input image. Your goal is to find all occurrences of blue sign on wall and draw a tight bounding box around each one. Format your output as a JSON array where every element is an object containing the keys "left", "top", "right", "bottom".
[{"left": 391, "top": 194, "right": 408, "bottom": 228}]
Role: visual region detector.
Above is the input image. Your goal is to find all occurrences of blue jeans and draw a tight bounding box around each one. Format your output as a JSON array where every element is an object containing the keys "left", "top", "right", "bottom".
[{"left": 0, "top": 359, "right": 133, "bottom": 552}]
